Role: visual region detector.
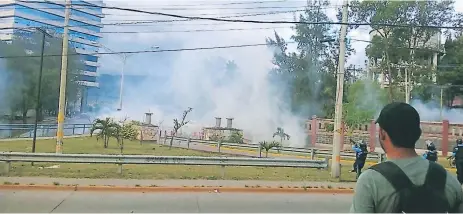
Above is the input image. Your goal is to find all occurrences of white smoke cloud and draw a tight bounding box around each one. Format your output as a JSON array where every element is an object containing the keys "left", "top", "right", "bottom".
[{"left": 94, "top": 0, "right": 363, "bottom": 146}]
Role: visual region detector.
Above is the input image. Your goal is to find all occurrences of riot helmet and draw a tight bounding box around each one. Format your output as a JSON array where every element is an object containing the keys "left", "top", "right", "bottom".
[{"left": 426, "top": 140, "right": 436, "bottom": 151}]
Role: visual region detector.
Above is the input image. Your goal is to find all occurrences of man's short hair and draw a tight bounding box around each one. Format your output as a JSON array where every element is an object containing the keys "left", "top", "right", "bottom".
[{"left": 375, "top": 102, "right": 422, "bottom": 149}]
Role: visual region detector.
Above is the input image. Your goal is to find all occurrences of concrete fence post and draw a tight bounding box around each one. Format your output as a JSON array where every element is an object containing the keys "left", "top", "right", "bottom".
[
  {"left": 311, "top": 115, "right": 317, "bottom": 146},
  {"left": 218, "top": 141, "right": 222, "bottom": 153},
  {"left": 442, "top": 120, "right": 449, "bottom": 157},
  {"left": 187, "top": 138, "right": 191, "bottom": 149},
  {"left": 369, "top": 120, "right": 376, "bottom": 152},
  {"left": 258, "top": 145, "right": 262, "bottom": 158},
  {"left": 310, "top": 148, "right": 315, "bottom": 160}
]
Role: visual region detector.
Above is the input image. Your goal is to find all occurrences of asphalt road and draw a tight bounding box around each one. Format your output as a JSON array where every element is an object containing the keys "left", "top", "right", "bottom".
[{"left": 0, "top": 190, "right": 353, "bottom": 213}]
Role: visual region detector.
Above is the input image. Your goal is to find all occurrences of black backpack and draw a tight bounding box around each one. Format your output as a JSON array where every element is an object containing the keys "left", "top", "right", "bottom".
[
  {"left": 426, "top": 151, "right": 438, "bottom": 162},
  {"left": 370, "top": 161, "right": 456, "bottom": 213}
]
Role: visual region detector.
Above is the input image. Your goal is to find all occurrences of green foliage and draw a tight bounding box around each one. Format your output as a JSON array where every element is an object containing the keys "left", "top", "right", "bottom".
[
  {"left": 228, "top": 131, "right": 244, "bottom": 144},
  {"left": 120, "top": 122, "right": 138, "bottom": 141},
  {"left": 351, "top": 0, "right": 455, "bottom": 101},
  {"left": 438, "top": 36, "right": 463, "bottom": 106},
  {"left": 259, "top": 141, "right": 281, "bottom": 158},
  {"left": 324, "top": 123, "right": 334, "bottom": 132},
  {"left": 209, "top": 132, "right": 224, "bottom": 142},
  {"left": 0, "top": 31, "right": 83, "bottom": 121},
  {"left": 343, "top": 80, "right": 387, "bottom": 129},
  {"left": 266, "top": 0, "right": 354, "bottom": 117},
  {"left": 90, "top": 118, "right": 120, "bottom": 148}
]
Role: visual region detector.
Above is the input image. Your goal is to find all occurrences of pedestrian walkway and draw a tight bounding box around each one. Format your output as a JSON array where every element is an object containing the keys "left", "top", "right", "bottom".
[{"left": 0, "top": 177, "right": 356, "bottom": 189}]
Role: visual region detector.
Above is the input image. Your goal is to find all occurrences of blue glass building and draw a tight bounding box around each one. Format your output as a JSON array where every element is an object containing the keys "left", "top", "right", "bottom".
[{"left": 0, "top": 0, "right": 104, "bottom": 112}]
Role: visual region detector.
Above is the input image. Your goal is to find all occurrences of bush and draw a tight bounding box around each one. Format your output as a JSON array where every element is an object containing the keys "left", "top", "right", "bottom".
[
  {"left": 121, "top": 123, "right": 138, "bottom": 140},
  {"left": 228, "top": 131, "right": 244, "bottom": 144}
]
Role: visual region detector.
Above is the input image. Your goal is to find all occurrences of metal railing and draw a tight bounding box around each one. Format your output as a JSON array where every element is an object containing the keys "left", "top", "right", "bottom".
[
  {"left": 0, "top": 152, "right": 329, "bottom": 175},
  {"left": 0, "top": 123, "right": 92, "bottom": 139},
  {"left": 165, "top": 136, "right": 384, "bottom": 163}
]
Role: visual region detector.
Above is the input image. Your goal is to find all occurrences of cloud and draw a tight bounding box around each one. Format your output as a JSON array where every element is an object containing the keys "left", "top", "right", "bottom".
[{"left": 94, "top": 0, "right": 366, "bottom": 146}]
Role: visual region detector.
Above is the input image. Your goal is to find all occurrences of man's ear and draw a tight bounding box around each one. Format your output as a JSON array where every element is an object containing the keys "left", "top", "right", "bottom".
[{"left": 379, "top": 129, "right": 386, "bottom": 141}]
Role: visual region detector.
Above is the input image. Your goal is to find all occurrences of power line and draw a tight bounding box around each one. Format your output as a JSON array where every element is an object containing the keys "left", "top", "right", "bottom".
[
  {"left": 3, "top": 26, "right": 293, "bottom": 34},
  {"left": 16, "top": 1, "right": 462, "bottom": 29},
  {"left": 0, "top": 42, "right": 297, "bottom": 59}
]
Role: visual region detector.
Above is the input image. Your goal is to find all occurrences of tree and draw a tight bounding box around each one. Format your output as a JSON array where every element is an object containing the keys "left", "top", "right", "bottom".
[
  {"left": 438, "top": 36, "right": 463, "bottom": 106},
  {"left": 351, "top": 0, "right": 455, "bottom": 101},
  {"left": 0, "top": 31, "right": 83, "bottom": 122},
  {"left": 266, "top": 0, "right": 354, "bottom": 118},
  {"left": 273, "top": 127, "right": 289, "bottom": 153},
  {"left": 343, "top": 80, "right": 387, "bottom": 132},
  {"left": 259, "top": 141, "right": 281, "bottom": 158},
  {"left": 90, "top": 117, "right": 120, "bottom": 148},
  {"left": 169, "top": 107, "right": 193, "bottom": 149},
  {"left": 228, "top": 131, "right": 244, "bottom": 144}
]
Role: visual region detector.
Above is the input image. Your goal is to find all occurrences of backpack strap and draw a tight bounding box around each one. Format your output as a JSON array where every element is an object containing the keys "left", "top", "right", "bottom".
[
  {"left": 369, "top": 161, "right": 414, "bottom": 191},
  {"left": 424, "top": 161, "right": 447, "bottom": 190}
]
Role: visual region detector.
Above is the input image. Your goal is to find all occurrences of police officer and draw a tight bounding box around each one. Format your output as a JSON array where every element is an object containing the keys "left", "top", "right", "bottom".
[
  {"left": 422, "top": 140, "right": 438, "bottom": 162},
  {"left": 351, "top": 140, "right": 368, "bottom": 179},
  {"left": 453, "top": 139, "right": 463, "bottom": 184}
]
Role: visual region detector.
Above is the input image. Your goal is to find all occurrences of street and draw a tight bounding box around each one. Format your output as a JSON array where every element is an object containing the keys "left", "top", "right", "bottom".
[{"left": 0, "top": 190, "right": 352, "bottom": 213}]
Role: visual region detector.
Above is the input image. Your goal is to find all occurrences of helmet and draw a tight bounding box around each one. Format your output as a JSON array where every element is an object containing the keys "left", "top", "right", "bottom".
[
  {"left": 358, "top": 140, "right": 367, "bottom": 149},
  {"left": 457, "top": 139, "right": 463, "bottom": 145},
  {"left": 426, "top": 140, "right": 436, "bottom": 151}
]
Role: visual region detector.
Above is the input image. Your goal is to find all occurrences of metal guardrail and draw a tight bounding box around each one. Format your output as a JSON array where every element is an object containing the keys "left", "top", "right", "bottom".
[
  {"left": 0, "top": 123, "right": 92, "bottom": 139},
  {"left": 166, "top": 136, "right": 384, "bottom": 163},
  {"left": 0, "top": 152, "right": 329, "bottom": 175}
]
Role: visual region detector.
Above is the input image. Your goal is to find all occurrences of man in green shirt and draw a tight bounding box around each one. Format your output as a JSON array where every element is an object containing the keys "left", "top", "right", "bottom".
[{"left": 350, "top": 102, "right": 463, "bottom": 213}]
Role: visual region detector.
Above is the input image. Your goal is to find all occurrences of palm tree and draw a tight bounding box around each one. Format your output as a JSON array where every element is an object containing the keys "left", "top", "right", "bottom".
[
  {"left": 90, "top": 117, "right": 119, "bottom": 148},
  {"left": 259, "top": 141, "right": 281, "bottom": 158},
  {"left": 273, "top": 127, "right": 290, "bottom": 153}
]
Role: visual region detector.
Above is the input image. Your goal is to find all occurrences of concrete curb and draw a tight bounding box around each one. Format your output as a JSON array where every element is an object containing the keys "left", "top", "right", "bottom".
[{"left": 0, "top": 184, "right": 355, "bottom": 194}]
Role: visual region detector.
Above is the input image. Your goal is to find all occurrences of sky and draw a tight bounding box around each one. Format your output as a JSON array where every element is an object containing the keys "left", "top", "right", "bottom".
[{"left": 92, "top": 0, "right": 463, "bottom": 144}]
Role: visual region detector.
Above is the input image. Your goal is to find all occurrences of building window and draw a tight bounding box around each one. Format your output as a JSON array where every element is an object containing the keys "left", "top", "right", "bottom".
[
  {"left": 72, "top": 0, "right": 102, "bottom": 13},
  {"left": 71, "top": 9, "right": 101, "bottom": 22},
  {"left": 81, "top": 75, "right": 97, "bottom": 82},
  {"left": 81, "top": 54, "right": 98, "bottom": 62},
  {"left": 84, "top": 65, "right": 97, "bottom": 72}
]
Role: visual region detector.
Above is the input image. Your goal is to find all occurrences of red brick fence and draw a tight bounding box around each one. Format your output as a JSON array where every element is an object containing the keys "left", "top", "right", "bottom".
[{"left": 307, "top": 116, "right": 463, "bottom": 157}]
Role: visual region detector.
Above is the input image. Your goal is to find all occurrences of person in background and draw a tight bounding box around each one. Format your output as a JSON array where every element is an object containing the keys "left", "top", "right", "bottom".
[
  {"left": 351, "top": 139, "right": 368, "bottom": 179},
  {"left": 422, "top": 140, "right": 438, "bottom": 162},
  {"left": 350, "top": 102, "right": 463, "bottom": 213},
  {"left": 452, "top": 139, "right": 463, "bottom": 184}
]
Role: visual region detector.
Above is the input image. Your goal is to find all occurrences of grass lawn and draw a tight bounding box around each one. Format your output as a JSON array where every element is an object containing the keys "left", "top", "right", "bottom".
[
  {"left": 0, "top": 137, "right": 222, "bottom": 156},
  {"left": 0, "top": 137, "right": 358, "bottom": 182}
]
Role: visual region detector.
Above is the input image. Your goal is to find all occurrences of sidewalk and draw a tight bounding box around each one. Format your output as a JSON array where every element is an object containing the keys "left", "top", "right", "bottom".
[{"left": 0, "top": 177, "right": 356, "bottom": 189}]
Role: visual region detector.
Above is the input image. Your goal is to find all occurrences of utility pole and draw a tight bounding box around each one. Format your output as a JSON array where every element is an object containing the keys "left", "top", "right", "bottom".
[
  {"left": 56, "top": 0, "right": 71, "bottom": 154},
  {"left": 331, "top": 0, "right": 348, "bottom": 178},
  {"left": 117, "top": 55, "right": 127, "bottom": 111},
  {"left": 32, "top": 28, "right": 51, "bottom": 158}
]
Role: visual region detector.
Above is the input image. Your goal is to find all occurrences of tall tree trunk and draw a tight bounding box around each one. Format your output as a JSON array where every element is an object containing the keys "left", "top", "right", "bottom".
[
  {"left": 169, "top": 131, "right": 176, "bottom": 150},
  {"left": 265, "top": 150, "right": 269, "bottom": 158},
  {"left": 104, "top": 135, "right": 108, "bottom": 148}
]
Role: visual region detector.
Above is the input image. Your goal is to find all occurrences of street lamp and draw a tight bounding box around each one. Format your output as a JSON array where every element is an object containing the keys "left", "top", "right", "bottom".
[
  {"left": 98, "top": 45, "right": 159, "bottom": 111},
  {"left": 30, "top": 28, "right": 52, "bottom": 157}
]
